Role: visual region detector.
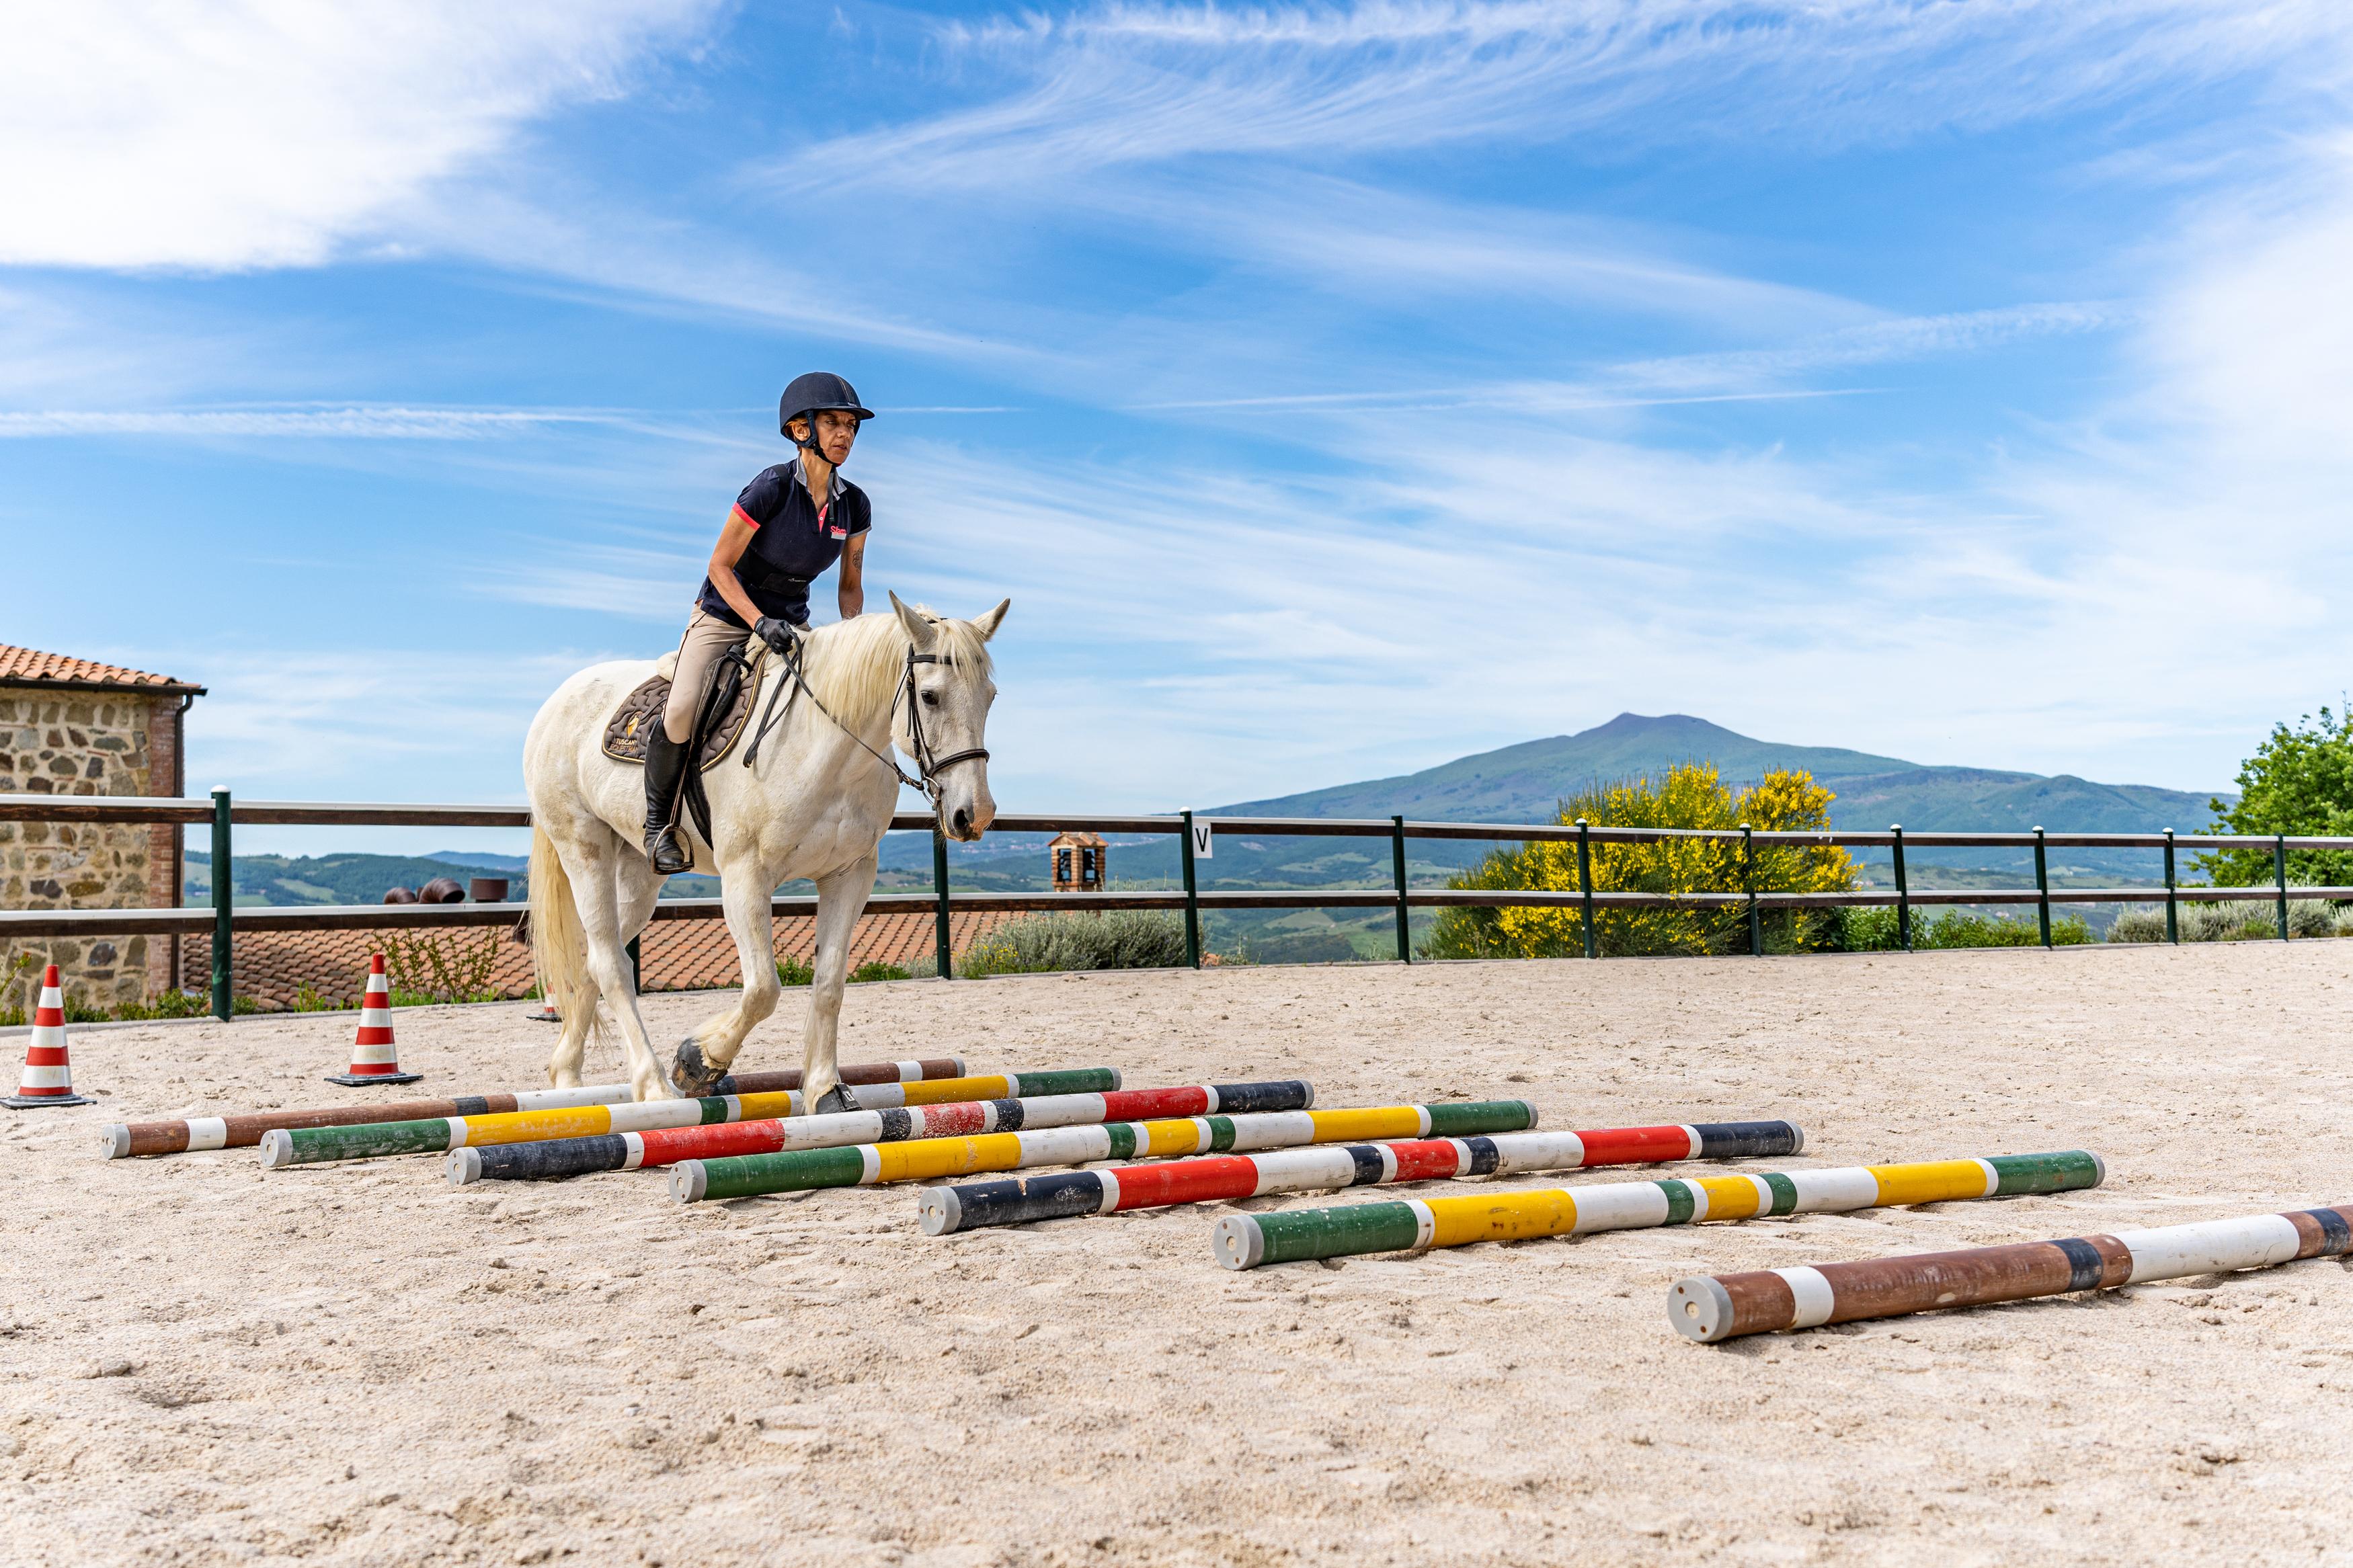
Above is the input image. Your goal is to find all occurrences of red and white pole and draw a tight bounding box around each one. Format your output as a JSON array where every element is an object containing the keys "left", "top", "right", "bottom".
[
  {"left": 6, "top": 963, "right": 93, "bottom": 1109},
  {"left": 326, "top": 955, "right": 421, "bottom": 1086}
]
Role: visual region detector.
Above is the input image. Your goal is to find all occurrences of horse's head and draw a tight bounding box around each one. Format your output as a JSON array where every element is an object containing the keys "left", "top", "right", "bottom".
[{"left": 890, "top": 591, "right": 1008, "bottom": 842}]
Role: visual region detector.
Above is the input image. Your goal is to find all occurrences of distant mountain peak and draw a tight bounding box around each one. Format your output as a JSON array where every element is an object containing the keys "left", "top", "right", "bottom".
[{"left": 1208, "top": 713, "right": 2224, "bottom": 833}]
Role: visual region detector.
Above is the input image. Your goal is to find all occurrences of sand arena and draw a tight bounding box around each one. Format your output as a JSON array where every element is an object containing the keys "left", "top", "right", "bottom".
[{"left": 3, "top": 942, "right": 2349, "bottom": 1565}]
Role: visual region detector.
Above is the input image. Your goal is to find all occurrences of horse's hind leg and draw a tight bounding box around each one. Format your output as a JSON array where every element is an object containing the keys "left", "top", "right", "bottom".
[
  {"left": 547, "top": 995, "right": 600, "bottom": 1088},
  {"left": 563, "top": 828, "right": 681, "bottom": 1102},
  {"left": 671, "top": 858, "right": 783, "bottom": 1097}
]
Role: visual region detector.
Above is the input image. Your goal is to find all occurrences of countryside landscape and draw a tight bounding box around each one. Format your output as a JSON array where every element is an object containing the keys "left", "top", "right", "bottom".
[{"left": 7, "top": 6, "right": 2353, "bottom": 1567}]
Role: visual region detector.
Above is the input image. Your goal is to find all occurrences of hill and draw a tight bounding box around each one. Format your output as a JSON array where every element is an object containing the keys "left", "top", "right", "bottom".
[{"left": 871, "top": 713, "right": 2234, "bottom": 960}]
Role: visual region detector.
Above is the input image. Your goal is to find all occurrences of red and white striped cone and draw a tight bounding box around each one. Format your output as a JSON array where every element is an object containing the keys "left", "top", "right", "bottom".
[
  {"left": 6, "top": 964, "right": 93, "bottom": 1109},
  {"left": 325, "top": 955, "right": 420, "bottom": 1086}
]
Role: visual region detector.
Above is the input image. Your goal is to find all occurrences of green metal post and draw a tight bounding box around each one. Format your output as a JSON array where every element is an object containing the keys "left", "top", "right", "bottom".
[
  {"left": 1891, "top": 825, "right": 1912, "bottom": 951},
  {"left": 2163, "top": 829, "right": 2178, "bottom": 944},
  {"left": 2033, "top": 826, "right": 2051, "bottom": 948},
  {"left": 1180, "top": 810, "right": 1201, "bottom": 969},
  {"left": 932, "top": 829, "right": 955, "bottom": 979},
  {"left": 1741, "top": 823, "right": 1760, "bottom": 956},
  {"left": 2275, "top": 833, "right": 2290, "bottom": 942},
  {"left": 626, "top": 935, "right": 641, "bottom": 992},
  {"left": 209, "top": 786, "right": 233, "bottom": 1020},
  {"left": 1390, "top": 815, "right": 1412, "bottom": 964},
  {"left": 1575, "top": 818, "right": 1597, "bottom": 960}
]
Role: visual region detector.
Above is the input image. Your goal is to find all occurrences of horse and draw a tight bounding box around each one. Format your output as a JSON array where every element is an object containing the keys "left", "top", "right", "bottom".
[{"left": 522, "top": 592, "right": 1007, "bottom": 1107}]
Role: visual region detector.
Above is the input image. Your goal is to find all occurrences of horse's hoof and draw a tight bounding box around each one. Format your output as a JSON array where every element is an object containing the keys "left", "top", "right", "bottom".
[
  {"left": 670, "top": 1038, "right": 725, "bottom": 1098},
  {"left": 813, "top": 1084, "right": 861, "bottom": 1116}
]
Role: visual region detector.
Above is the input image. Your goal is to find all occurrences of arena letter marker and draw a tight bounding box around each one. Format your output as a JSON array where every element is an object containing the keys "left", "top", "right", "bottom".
[
  {"left": 922, "top": 1120, "right": 1803, "bottom": 1234},
  {"left": 1669, "top": 1201, "right": 2353, "bottom": 1342},
  {"left": 671, "top": 1100, "right": 1541, "bottom": 1204},
  {"left": 1210, "top": 1151, "right": 2106, "bottom": 1270}
]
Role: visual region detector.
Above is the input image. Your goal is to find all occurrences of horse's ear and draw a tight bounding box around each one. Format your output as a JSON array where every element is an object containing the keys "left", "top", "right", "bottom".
[
  {"left": 972, "top": 598, "right": 1010, "bottom": 642},
  {"left": 889, "top": 590, "right": 935, "bottom": 649}
]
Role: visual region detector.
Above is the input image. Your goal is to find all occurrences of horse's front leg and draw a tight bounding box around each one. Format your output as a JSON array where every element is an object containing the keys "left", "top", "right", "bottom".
[
  {"left": 799, "top": 854, "right": 877, "bottom": 1113},
  {"left": 670, "top": 857, "right": 784, "bottom": 1098}
]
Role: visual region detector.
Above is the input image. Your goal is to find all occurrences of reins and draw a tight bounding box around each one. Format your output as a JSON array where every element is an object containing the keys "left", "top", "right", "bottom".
[{"left": 740, "top": 634, "right": 988, "bottom": 807}]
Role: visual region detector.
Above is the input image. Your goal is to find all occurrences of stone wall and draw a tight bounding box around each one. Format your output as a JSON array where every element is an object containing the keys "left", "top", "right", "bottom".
[{"left": 0, "top": 686, "right": 182, "bottom": 1013}]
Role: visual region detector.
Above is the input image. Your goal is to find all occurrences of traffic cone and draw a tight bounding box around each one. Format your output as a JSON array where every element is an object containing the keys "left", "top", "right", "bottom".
[
  {"left": 326, "top": 955, "right": 420, "bottom": 1086},
  {"left": 6, "top": 964, "right": 93, "bottom": 1108}
]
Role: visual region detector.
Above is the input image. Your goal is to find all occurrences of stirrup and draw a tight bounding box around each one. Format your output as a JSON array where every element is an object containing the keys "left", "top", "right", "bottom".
[{"left": 645, "top": 822, "right": 690, "bottom": 876}]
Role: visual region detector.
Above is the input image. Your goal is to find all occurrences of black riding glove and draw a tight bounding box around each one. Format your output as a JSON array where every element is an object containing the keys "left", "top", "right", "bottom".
[{"left": 754, "top": 616, "right": 805, "bottom": 655}]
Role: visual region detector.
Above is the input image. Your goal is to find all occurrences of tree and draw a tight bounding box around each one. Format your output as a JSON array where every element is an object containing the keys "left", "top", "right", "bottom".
[
  {"left": 2197, "top": 708, "right": 2353, "bottom": 889},
  {"left": 1423, "top": 763, "right": 1856, "bottom": 959}
]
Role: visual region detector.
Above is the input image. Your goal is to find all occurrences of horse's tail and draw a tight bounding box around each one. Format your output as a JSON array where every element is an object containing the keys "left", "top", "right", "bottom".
[{"left": 528, "top": 823, "right": 605, "bottom": 1054}]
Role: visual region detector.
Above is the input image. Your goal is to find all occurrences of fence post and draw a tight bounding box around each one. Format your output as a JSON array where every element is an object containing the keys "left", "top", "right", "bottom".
[
  {"left": 932, "top": 829, "right": 955, "bottom": 979},
  {"left": 209, "top": 786, "right": 233, "bottom": 1020},
  {"left": 1180, "top": 810, "right": 1201, "bottom": 969},
  {"left": 2163, "top": 829, "right": 2178, "bottom": 944},
  {"left": 1741, "top": 823, "right": 1760, "bottom": 956},
  {"left": 2276, "top": 833, "right": 2290, "bottom": 942},
  {"left": 1390, "top": 815, "right": 1412, "bottom": 964},
  {"left": 1891, "top": 824, "right": 1911, "bottom": 951},
  {"left": 2033, "top": 825, "right": 2051, "bottom": 948},
  {"left": 1575, "top": 818, "right": 1597, "bottom": 960}
]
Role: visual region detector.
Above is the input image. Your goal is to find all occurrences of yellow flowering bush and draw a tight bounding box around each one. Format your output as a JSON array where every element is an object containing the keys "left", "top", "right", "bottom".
[{"left": 1426, "top": 764, "right": 1856, "bottom": 958}]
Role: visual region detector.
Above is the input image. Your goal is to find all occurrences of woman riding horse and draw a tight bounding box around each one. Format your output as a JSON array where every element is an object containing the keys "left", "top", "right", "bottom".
[{"left": 644, "top": 371, "right": 875, "bottom": 874}]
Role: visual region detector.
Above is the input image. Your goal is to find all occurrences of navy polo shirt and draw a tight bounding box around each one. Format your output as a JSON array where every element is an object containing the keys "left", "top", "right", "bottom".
[{"left": 698, "top": 459, "right": 871, "bottom": 628}]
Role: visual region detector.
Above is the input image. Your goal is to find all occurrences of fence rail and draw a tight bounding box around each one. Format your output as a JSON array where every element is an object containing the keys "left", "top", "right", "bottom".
[{"left": 5, "top": 790, "right": 2350, "bottom": 1018}]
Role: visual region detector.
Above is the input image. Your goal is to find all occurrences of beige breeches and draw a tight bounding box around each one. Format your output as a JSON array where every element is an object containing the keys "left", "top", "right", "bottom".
[{"left": 665, "top": 608, "right": 752, "bottom": 744}]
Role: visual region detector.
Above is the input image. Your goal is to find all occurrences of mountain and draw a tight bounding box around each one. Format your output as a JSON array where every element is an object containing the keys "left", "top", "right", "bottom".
[
  {"left": 867, "top": 713, "right": 2236, "bottom": 958},
  {"left": 1216, "top": 714, "right": 1918, "bottom": 823},
  {"left": 1214, "top": 713, "right": 2223, "bottom": 834},
  {"left": 185, "top": 851, "right": 528, "bottom": 907}
]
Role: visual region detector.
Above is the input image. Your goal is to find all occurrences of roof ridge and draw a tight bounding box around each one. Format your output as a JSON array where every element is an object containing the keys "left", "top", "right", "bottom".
[{"left": 0, "top": 643, "right": 204, "bottom": 694}]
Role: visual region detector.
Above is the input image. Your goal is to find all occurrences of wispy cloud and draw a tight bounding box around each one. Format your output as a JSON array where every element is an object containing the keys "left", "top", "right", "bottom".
[
  {"left": 0, "top": 406, "right": 618, "bottom": 439},
  {"left": 782, "top": 1, "right": 2353, "bottom": 194},
  {"left": 0, "top": 1, "right": 725, "bottom": 270}
]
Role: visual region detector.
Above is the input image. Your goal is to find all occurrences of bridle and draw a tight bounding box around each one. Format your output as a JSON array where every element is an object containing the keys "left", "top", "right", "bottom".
[{"left": 742, "top": 638, "right": 989, "bottom": 809}]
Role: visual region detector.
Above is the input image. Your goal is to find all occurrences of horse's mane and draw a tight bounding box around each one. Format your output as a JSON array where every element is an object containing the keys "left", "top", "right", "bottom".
[{"left": 796, "top": 607, "right": 992, "bottom": 731}]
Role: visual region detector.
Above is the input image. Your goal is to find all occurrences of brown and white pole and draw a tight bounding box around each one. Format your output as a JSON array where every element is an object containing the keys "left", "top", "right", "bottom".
[{"left": 1670, "top": 1204, "right": 2353, "bottom": 1342}]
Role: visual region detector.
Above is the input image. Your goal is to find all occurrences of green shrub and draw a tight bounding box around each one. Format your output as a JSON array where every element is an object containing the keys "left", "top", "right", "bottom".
[
  {"left": 109, "top": 988, "right": 210, "bottom": 1021},
  {"left": 1836, "top": 907, "right": 2091, "bottom": 949},
  {"left": 776, "top": 953, "right": 813, "bottom": 987},
  {"left": 2108, "top": 907, "right": 2168, "bottom": 944},
  {"left": 959, "top": 911, "right": 1189, "bottom": 977},
  {"left": 850, "top": 961, "right": 910, "bottom": 983}
]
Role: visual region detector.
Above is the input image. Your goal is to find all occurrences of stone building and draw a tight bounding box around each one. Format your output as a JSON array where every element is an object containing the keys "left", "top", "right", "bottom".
[{"left": 0, "top": 645, "right": 204, "bottom": 1012}]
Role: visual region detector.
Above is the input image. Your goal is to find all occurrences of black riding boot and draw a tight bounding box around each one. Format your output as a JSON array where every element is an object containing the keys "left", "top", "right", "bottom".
[{"left": 643, "top": 729, "right": 692, "bottom": 875}]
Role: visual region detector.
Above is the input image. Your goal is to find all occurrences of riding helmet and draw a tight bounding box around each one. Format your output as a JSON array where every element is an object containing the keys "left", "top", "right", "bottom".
[{"left": 779, "top": 372, "right": 875, "bottom": 438}]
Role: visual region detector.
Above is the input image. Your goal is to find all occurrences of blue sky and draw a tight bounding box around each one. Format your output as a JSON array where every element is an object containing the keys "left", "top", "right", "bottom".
[{"left": 5, "top": 2, "right": 2352, "bottom": 855}]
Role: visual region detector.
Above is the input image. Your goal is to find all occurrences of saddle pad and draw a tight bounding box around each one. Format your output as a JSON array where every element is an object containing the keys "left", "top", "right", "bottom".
[{"left": 602, "top": 647, "right": 766, "bottom": 772}]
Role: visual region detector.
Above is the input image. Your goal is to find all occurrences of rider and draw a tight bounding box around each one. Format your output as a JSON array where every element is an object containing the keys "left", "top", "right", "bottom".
[{"left": 643, "top": 372, "right": 874, "bottom": 874}]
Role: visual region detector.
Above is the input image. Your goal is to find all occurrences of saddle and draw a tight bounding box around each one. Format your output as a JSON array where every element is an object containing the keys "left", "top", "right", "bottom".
[
  {"left": 602, "top": 643, "right": 766, "bottom": 772},
  {"left": 603, "top": 643, "right": 768, "bottom": 852}
]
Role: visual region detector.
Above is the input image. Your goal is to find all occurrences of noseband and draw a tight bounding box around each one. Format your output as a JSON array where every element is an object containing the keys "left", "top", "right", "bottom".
[{"left": 742, "top": 639, "right": 988, "bottom": 809}]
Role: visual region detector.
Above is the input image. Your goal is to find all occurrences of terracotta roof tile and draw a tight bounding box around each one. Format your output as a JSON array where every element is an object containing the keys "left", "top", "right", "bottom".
[
  {"left": 180, "top": 907, "right": 1027, "bottom": 1012},
  {"left": 0, "top": 644, "right": 204, "bottom": 694}
]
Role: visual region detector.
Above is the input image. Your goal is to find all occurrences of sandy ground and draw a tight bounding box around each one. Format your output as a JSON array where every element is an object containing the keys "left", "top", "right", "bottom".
[{"left": 3, "top": 943, "right": 2351, "bottom": 1567}]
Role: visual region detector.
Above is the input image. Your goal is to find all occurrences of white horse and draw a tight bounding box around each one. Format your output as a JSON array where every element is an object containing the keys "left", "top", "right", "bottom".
[{"left": 522, "top": 593, "right": 1006, "bottom": 1106}]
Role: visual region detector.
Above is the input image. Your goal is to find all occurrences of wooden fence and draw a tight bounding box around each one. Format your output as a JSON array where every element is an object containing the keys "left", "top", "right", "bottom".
[{"left": 5, "top": 790, "right": 2352, "bottom": 1019}]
